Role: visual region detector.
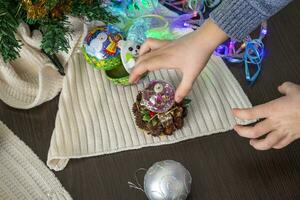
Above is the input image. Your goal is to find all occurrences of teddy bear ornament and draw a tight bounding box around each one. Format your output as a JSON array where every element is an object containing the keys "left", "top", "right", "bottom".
[{"left": 118, "top": 40, "right": 141, "bottom": 73}]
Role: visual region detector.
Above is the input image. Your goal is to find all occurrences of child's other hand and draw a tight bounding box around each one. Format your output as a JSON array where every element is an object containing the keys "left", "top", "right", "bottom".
[
  {"left": 233, "top": 82, "right": 300, "bottom": 150},
  {"left": 129, "top": 19, "right": 227, "bottom": 102}
]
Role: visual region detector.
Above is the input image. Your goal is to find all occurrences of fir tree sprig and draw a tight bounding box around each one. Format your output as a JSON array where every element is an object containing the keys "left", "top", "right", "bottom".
[
  {"left": 0, "top": 0, "right": 22, "bottom": 62},
  {"left": 40, "top": 16, "right": 72, "bottom": 55},
  {"left": 71, "top": 0, "right": 118, "bottom": 23},
  {"left": 0, "top": 0, "right": 118, "bottom": 63},
  {"left": 45, "top": 0, "right": 60, "bottom": 10}
]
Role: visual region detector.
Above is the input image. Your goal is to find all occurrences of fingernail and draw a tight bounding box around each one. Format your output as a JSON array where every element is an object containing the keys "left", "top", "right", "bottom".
[
  {"left": 231, "top": 109, "right": 236, "bottom": 115},
  {"left": 175, "top": 95, "right": 183, "bottom": 103},
  {"left": 232, "top": 108, "right": 240, "bottom": 116}
]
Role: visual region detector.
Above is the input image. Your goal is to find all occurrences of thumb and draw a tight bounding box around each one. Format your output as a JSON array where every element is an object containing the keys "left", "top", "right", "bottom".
[
  {"left": 278, "top": 82, "right": 299, "bottom": 95},
  {"left": 175, "top": 74, "right": 195, "bottom": 102}
]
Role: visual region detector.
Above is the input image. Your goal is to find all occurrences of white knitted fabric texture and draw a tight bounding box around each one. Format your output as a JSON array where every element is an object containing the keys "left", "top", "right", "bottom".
[
  {"left": 0, "top": 121, "right": 72, "bottom": 200},
  {"left": 47, "top": 53, "right": 253, "bottom": 171},
  {"left": 0, "top": 17, "right": 83, "bottom": 109}
]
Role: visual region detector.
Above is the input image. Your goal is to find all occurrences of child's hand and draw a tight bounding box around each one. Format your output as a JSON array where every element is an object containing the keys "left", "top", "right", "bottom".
[
  {"left": 233, "top": 82, "right": 300, "bottom": 150},
  {"left": 129, "top": 19, "right": 228, "bottom": 102}
]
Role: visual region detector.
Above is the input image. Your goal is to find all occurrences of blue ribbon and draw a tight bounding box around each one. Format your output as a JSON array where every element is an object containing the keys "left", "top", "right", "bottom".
[
  {"left": 243, "top": 39, "right": 264, "bottom": 84},
  {"left": 214, "top": 39, "right": 265, "bottom": 84}
]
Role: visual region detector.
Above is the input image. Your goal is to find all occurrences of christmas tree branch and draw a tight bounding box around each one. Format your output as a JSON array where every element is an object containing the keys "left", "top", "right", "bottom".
[
  {"left": 39, "top": 16, "right": 72, "bottom": 55},
  {"left": 0, "top": 0, "right": 22, "bottom": 62},
  {"left": 0, "top": 0, "right": 119, "bottom": 63},
  {"left": 71, "top": 0, "right": 118, "bottom": 23}
]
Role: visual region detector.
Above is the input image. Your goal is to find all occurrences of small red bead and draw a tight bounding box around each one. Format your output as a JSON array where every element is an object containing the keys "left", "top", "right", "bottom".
[{"left": 149, "top": 111, "right": 155, "bottom": 118}]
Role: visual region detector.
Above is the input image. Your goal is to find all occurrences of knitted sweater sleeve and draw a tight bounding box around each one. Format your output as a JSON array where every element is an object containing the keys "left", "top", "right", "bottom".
[{"left": 210, "top": 0, "right": 293, "bottom": 41}]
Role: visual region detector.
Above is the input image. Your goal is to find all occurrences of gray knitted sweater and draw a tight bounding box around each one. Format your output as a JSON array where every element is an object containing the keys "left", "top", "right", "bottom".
[{"left": 210, "top": 0, "right": 293, "bottom": 40}]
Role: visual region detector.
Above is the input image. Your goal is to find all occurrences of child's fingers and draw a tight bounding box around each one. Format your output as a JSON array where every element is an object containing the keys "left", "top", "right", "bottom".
[
  {"left": 233, "top": 119, "right": 273, "bottom": 139},
  {"left": 249, "top": 131, "right": 285, "bottom": 150},
  {"left": 232, "top": 102, "right": 273, "bottom": 120},
  {"left": 129, "top": 52, "right": 156, "bottom": 83},
  {"left": 278, "top": 81, "right": 300, "bottom": 95},
  {"left": 135, "top": 50, "right": 157, "bottom": 66},
  {"left": 129, "top": 64, "right": 149, "bottom": 83},
  {"left": 129, "top": 56, "right": 166, "bottom": 83},
  {"left": 273, "top": 134, "right": 294, "bottom": 149},
  {"left": 175, "top": 73, "right": 195, "bottom": 102},
  {"left": 139, "top": 38, "right": 170, "bottom": 56}
]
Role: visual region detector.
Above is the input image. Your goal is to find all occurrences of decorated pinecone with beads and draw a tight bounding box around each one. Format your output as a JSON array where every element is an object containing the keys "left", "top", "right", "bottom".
[{"left": 132, "top": 80, "right": 191, "bottom": 136}]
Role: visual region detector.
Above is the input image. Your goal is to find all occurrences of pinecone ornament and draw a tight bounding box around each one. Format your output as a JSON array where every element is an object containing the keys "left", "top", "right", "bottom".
[{"left": 132, "top": 80, "right": 191, "bottom": 136}]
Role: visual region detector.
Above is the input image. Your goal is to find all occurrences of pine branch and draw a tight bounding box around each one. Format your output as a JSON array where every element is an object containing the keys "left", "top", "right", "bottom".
[
  {"left": 71, "top": 0, "right": 118, "bottom": 23},
  {"left": 39, "top": 16, "right": 72, "bottom": 55},
  {"left": 0, "top": 0, "right": 119, "bottom": 62},
  {"left": 45, "top": 0, "right": 60, "bottom": 10},
  {"left": 0, "top": 0, "right": 22, "bottom": 62}
]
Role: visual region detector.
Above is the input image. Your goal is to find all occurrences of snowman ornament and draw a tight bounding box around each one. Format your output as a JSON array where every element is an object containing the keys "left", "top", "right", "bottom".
[{"left": 118, "top": 40, "right": 141, "bottom": 73}]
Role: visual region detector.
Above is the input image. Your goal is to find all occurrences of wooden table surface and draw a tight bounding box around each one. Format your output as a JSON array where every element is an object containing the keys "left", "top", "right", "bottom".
[{"left": 1, "top": 1, "right": 300, "bottom": 200}]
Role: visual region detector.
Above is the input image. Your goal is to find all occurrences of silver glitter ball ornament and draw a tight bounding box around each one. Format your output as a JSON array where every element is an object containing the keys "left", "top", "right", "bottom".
[{"left": 144, "top": 160, "right": 192, "bottom": 200}]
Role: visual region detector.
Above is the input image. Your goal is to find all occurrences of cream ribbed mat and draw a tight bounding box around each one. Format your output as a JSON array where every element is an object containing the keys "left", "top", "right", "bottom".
[
  {"left": 47, "top": 53, "right": 253, "bottom": 171},
  {"left": 0, "top": 121, "right": 72, "bottom": 200}
]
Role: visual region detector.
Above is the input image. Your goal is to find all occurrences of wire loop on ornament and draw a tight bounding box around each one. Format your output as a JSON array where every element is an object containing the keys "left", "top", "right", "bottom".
[{"left": 128, "top": 168, "right": 147, "bottom": 192}]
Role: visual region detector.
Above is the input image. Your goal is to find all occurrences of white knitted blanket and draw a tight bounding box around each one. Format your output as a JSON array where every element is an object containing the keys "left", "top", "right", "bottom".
[
  {"left": 47, "top": 53, "right": 253, "bottom": 171},
  {"left": 0, "top": 121, "right": 72, "bottom": 200},
  {"left": 0, "top": 17, "right": 83, "bottom": 109}
]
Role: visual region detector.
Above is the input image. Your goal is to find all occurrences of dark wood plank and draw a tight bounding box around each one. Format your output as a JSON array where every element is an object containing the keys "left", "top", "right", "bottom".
[{"left": 1, "top": 1, "right": 300, "bottom": 199}]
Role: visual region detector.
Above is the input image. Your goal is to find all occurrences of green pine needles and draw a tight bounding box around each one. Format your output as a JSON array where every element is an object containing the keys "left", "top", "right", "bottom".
[
  {"left": 0, "top": 0, "right": 118, "bottom": 62},
  {"left": 0, "top": 1, "right": 22, "bottom": 62},
  {"left": 40, "top": 17, "right": 72, "bottom": 54}
]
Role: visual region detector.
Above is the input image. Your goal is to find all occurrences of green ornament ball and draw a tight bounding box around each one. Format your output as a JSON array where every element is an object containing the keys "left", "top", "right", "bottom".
[{"left": 82, "top": 25, "right": 123, "bottom": 71}]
